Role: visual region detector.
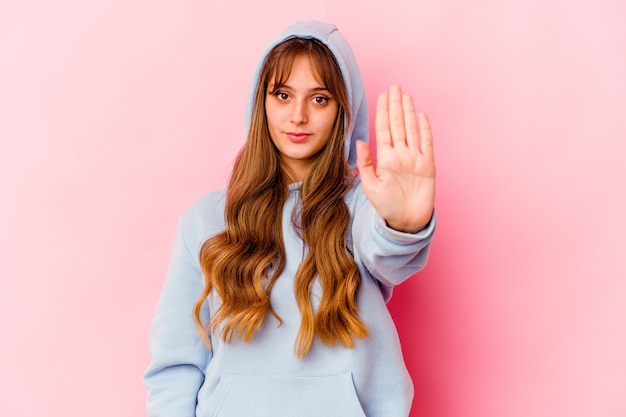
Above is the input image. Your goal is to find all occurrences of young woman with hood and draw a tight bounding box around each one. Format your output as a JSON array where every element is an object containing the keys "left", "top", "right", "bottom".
[{"left": 143, "top": 20, "right": 436, "bottom": 417}]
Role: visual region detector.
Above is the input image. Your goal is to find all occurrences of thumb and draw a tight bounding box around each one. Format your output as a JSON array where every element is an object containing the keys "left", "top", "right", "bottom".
[{"left": 356, "top": 140, "right": 377, "bottom": 189}]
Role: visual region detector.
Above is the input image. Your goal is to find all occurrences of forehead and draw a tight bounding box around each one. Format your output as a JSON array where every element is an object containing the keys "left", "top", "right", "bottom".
[{"left": 286, "top": 57, "right": 324, "bottom": 83}]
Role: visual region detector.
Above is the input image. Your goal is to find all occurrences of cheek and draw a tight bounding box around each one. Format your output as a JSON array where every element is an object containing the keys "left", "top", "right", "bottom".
[
  {"left": 264, "top": 106, "right": 277, "bottom": 132},
  {"left": 321, "top": 110, "right": 338, "bottom": 133},
  {"left": 265, "top": 102, "right": 285, "bottom": 128}
]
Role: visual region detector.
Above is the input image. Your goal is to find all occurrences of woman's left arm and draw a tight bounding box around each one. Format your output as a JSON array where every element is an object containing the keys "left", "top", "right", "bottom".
[{"left": 351, "top": 189, "right": 435, "bottom": 292}]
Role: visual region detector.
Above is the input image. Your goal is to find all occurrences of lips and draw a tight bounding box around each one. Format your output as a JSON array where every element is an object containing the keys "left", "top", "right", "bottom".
[{"left": 286, "top": 132, "right": 311, "bottom": 143}]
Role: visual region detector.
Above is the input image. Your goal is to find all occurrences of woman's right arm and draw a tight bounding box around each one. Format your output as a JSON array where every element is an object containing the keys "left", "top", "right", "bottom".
[{"left": 143, "top": 209, "right": 212, "bottom": 417}]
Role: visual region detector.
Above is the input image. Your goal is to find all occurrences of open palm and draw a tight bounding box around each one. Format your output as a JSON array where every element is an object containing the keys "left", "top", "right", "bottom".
[{"left": 356, "top": 84, "right": 436, "bottom": 233}]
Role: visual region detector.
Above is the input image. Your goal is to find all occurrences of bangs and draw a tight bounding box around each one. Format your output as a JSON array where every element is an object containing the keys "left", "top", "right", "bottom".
[{"left": 265, "top": 52, "right": 299, "bottom": 92}]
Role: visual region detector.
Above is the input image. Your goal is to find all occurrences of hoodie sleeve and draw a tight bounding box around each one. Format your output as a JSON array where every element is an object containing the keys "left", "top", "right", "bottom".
[
  {"left": 142, "top": 208, "right": 212, "bottom": 417},
  {"left": 352, "top": 183, "right": 436, "bottom": 295}
]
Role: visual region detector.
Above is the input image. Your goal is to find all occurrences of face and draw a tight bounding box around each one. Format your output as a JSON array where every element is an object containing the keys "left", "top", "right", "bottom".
[{"left": 265, "top": 55, "right": 339, "bottom": 181}]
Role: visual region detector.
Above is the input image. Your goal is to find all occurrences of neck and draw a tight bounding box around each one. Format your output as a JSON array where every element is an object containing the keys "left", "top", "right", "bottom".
[{"left": 280, "top": 162, "right": 307, "bottom": 183}]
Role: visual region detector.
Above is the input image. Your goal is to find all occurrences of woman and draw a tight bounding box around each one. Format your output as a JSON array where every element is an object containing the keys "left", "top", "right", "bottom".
[{"left": 143, "top": 20, "right": 436, "bottom": 417}]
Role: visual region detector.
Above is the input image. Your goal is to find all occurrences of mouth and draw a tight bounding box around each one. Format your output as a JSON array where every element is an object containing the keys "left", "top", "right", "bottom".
[{"left": 286, "top": 132, "right": 311, "bottom": 143}]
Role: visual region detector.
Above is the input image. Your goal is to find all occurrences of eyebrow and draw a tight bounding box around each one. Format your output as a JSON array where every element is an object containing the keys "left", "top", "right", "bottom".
[{"left": 272, "top": 84, "right": 330, "bottom": 93}]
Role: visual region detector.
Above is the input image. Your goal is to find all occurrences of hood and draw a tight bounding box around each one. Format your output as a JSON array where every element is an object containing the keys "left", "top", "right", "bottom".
[{"left": 245, "top": 20, "right": 368, "bottom": 170}]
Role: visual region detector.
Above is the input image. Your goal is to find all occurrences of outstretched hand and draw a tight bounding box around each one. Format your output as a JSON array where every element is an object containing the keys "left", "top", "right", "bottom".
[{"left": 356, "top": 84, "right": 436, "bottom": 233}]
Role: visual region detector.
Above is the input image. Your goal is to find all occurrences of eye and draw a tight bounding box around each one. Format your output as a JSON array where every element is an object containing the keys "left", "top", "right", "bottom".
[
  {"left": 274, "top": 92, "right": 289, "bottom": 101},
  {"left": 312, "top": 95, "right": 330, "bottom": 105}
]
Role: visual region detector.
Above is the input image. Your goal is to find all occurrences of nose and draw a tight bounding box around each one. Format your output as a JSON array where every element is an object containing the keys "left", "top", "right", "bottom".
[{"left": 290, "top": 99, "right": 308, "bottom": 125}]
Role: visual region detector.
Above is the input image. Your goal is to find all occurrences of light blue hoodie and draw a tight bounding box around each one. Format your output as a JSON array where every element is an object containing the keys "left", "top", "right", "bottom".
[{"left": 143, "top": 21, "right": 436, "bottom": 417}]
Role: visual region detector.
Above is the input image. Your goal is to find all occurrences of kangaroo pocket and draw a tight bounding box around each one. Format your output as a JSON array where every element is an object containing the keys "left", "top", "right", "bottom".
[{"left": 205, "top": 373, "right": 367, "bottom": 417}]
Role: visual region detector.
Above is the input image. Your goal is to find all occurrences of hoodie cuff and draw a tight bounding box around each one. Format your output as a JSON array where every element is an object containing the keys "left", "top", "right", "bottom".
[{"left": 374, "top": 211, "right": 437, "bottom": 244}]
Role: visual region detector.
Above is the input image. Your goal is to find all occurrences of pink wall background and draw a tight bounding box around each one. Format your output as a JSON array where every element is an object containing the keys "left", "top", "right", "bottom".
[{"left": 1, "top": 0, "right": 624, "bottom": 416}]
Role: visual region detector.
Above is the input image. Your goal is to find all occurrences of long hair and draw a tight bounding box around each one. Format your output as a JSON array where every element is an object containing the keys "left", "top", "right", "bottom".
[{"left": 194, "top": 37, "right": 369, "bottom": 358}]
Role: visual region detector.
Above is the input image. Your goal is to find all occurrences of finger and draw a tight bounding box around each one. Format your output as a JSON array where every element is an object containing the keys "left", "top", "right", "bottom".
[
  {"left": 375, "top": 91, "right": 391, "bottom": 148},
  {"left": 403, "top": 92, "right": 420, "bottom": 153},
  {"left": 418, "top": 111, "right": 435, "bottom": 161},
  {"left": 355, "top": 140, "right": 378, "bottom": 192},
  {"left": 388, "top": 84, "right": 407, "bottom": 148}
]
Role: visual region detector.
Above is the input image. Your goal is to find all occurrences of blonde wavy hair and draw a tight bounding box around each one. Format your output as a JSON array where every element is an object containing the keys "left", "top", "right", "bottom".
[{"left": 194, "top": 37, "right": 369, "bottom": 357}]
